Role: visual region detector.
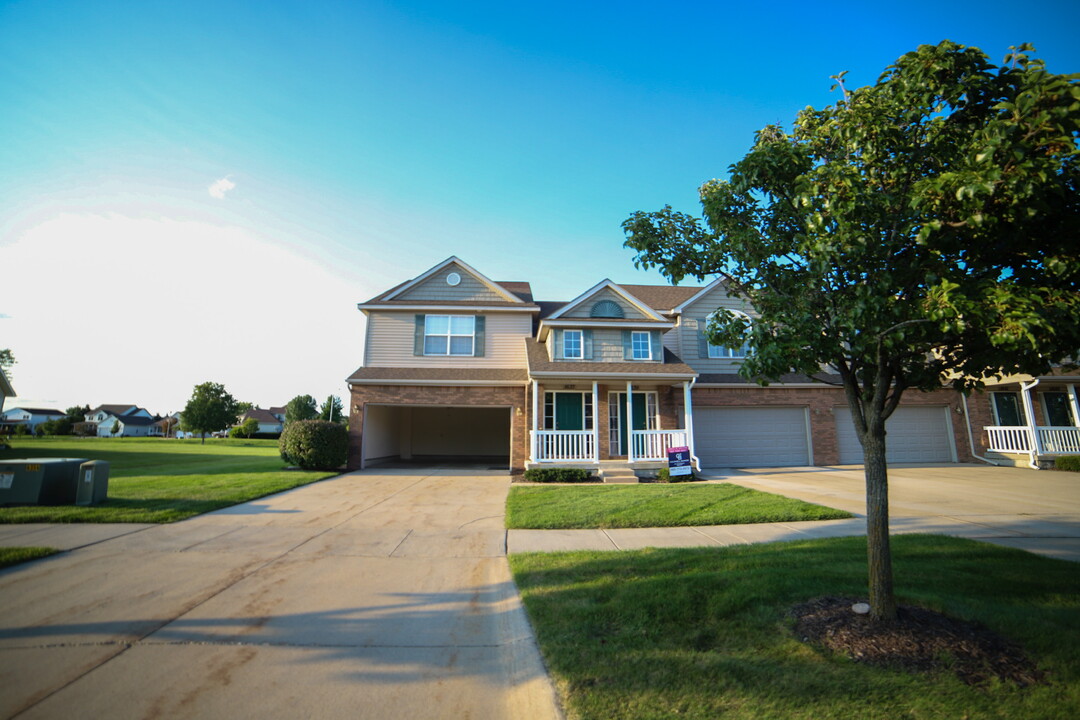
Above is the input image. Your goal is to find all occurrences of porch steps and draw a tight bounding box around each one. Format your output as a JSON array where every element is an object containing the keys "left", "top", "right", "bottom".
[{"left": 600, "top": 467, "right": 639, "bottom": 484}]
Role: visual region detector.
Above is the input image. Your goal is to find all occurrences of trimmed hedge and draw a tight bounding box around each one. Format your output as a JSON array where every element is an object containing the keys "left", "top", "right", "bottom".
[
  {"left": 279, "top": 420, "right": 348, "bottom": 470},
  {"left": 523, "top": 468, "right": 591, "bottom": 483},
  {"left": 1055, "top": 455, "right": 1080, "bottom": 473}
]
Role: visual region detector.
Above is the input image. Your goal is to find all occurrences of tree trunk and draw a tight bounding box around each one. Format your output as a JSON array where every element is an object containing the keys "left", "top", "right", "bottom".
[{"left": 863, "top": 429, "right": 897, "bottom": 621}]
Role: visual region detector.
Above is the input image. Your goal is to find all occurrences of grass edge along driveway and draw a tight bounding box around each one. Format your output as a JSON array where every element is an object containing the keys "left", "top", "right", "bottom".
[
  {"left": 510, "top": 535, "right": 1080, "bottom": 720},
  {"left": 0, "top": 437, "right": 338, "bottom": 524},
  {"left": 506, "top": 483, "right": 852, "bottom": 529}
]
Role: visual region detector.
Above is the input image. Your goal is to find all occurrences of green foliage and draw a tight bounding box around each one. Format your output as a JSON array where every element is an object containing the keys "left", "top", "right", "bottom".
[
  {"left": 39, "top": 417, "right": 74, "bottom": 436},
  {"left": 318, "top": 395, "right": 345, "bottom": 423},
  {"left": 1055, "top": 455, "right": 1080, "bottom": 472},
  {"left": 181, "top": 381, "right": 239, "bottom": 443},
  {"left": 522, "top": 468, "right": 591, "bottom": 483},
  {"left": 65, "top": 405, "right": 90, "bottom": 422},
  {"left": 230, "top": 417, "right": 260, "bottom": 439},
  {"left": 285, "top": 394, "right": 319, "bottom": 424},
  {"left": 655, "top": 467, "right": 694, "bottom": 483},
  {"left": 13, "top": 425, "right": 30, "bottom": 437},
  {"left": 0, "top": 547, "right": 58, "bottom": 569},
  {"left": 0, "top": 348, "right": 14, "bottom": 378},
  {"left": 279, "top": 419, "right": 348, "bottom": 470},
  {"left": 234, "top": 401, "right": 254, "bottom": 416}
]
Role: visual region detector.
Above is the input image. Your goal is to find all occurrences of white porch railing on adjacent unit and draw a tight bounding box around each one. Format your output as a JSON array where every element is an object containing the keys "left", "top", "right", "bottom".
[
  {"left": 631, "top": 430, "right": 689, "bottom": 461},
  {"left": 985, "top": 426, "right": 1080, "bottom": 454},
  {"left": 985, "top": 426, "right": 1031, "bottom": 453},
  {"left": 532, "top": 430, "right": 596, "bottom": 462},
  {"left": 1039, "top": 426, "right": 1080, "bottom": 454}
]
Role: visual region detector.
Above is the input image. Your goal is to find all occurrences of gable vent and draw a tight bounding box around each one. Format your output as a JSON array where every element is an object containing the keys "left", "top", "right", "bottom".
[{"left": 590, "top": 300, "right": 624, "bottom": 318}]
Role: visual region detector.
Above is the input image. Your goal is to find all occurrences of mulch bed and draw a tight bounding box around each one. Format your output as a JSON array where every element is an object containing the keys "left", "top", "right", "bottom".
[{"left": 792, "top": 596, "right": 1044, "bottom": 687}]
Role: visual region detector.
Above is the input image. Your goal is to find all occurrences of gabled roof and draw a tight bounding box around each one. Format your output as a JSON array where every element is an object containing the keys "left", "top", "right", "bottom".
[
  {"left": 89, "top": 404, "right": 139, "bottom": 416},
  {"left": 544, "top": 280, "right": 668, "bottom": 322},
  {"left": 364, "top": 256, "right": 529, "bottom": 305},
  {"left": 241, "top": 408, "right": 284, "bottom": 424},
  {"left": 668, "top": 277, "right": 731, "bottom": 314},
  {"left": 4, "top": 407, "right": 66, "bottom": 416},
  {"left": 623, "top": 283, "right": 708, "bottom": 314}
]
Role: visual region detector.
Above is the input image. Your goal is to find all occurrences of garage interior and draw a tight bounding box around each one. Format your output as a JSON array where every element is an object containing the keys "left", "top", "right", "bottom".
[{"left": 361, "top": 405, "right": 512, "bottom": 468}]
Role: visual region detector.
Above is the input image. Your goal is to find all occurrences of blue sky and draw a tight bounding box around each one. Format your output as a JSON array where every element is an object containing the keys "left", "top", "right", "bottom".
[{"left": 1, "top": 0, "right": 1077, "bottom": 413}]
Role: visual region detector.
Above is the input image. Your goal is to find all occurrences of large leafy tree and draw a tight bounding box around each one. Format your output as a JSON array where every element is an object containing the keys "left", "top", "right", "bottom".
[
  {"left": 181, "top": 381, "right": 239, "bottom": 444},
  {"left": 285, "top": 394, "right": 319, "bottom": 425},
  {"left": 319, "top": 395, "right": 344, "bottom": 423},
  {"left": 624, "top": 42, "right": 1079, "bottom": 621}
]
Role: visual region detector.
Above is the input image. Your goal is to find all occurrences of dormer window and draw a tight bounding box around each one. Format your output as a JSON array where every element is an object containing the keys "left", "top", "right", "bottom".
[
  {"left": 563, "top": 330, "right": 584, "bottom": 359},
  {"left": 631, "top": 331, "right": 651, "bottom": 360},
  {"left": 590, "top": 300, "right": 624, "bottom": 318},
  {"left": 424, "top": 315, "right": 475, "bottom": 355}
]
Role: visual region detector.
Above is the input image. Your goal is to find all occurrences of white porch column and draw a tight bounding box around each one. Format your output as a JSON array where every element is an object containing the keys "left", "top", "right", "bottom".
[
  {"left": 683, "top": 380, "right": 699, "bottom": 470},
  {"left": 626, "top": 381, "right": 634, "bottom": 463},
  {"left": 592, "top": 381, "right": 600, "bottom": 463},
  {"left": 1068, "top": 384, "right": 1080, "bottom": 427},
  {"left": 531, "top": 379, "right": 539, "bottom": 462},
  {"left": 1020, "top": 378, "right": 1043, "bottom": 467}
]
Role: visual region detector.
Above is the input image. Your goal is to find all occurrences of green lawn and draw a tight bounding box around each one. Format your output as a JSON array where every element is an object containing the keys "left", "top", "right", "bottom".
[
  {"left": 506, "top": 484, "right": 852, "bottom": 529},
  {"left": 0, "top": 437, "right": 338, "bottom": 523},
  {"left": 0, "top": 546, "right": 59, "bottom": 569},
  {"left": 510, "top": 536, "right": 1080, "bottom": 720}
]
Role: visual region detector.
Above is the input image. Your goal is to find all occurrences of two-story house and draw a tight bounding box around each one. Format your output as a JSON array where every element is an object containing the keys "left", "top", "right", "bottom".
[
  {"left": 86, "top": 404, "right": 155, "bottom": 437},
  {"left": 347, "top": 257, "right": 994, "bottom": 476}
]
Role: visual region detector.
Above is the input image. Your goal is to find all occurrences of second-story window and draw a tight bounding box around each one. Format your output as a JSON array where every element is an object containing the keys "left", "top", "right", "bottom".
[
  {"left": 563, "top": 330, "right": 583, "bottom": 359},
  {"left": 425, "top": 315, "right": 475, "bottom": 355},
  {"left": 707, "top": 342, "right": 749, "bottom": 359},
  {"left": 631, "top": 331, "right": 651, "bottom": 360}
]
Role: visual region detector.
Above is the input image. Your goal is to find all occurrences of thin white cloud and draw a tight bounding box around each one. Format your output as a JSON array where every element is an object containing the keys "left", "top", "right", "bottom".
[{"left": 208, "top": 177, "right": 236, "bottom": 199}]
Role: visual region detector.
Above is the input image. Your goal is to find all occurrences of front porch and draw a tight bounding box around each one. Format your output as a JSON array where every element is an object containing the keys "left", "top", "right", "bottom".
[
  {"left": 526, "top": 379, "right": 697, "bottom": 469},
  {"left": 983, "top": 378, "right": 1080, "bottom": 467}
]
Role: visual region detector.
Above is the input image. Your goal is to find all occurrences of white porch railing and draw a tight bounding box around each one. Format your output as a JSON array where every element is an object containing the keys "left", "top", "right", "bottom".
[
  {"left": 985, "top": 426, "right": 1080, "bottom": 454},
  {"left": 985, "top": 426, "right": 1032, "bottom": 453},
  {"left": 632, "top": 430, "right": 688, "bottom": 461},
  {"left": 532, "top": 430, "right": 596, "bottom": 462},
  {"left": 1039, "top": 426, "right": 1080, "bottom": 454}
]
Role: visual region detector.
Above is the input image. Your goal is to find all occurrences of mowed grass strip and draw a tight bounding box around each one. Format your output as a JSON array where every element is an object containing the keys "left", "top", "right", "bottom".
[
  {"left": 0, "top": 547, "right": 59, "bottom": 569},
  {"left": 506, "top": 483, "right": 851, "bottom": 529},
  {"left": 510, "top": 535, "right": 1080, "bottom": 720},
  {"left": 0, "top": 437, "right": 337, "bottom": 523}
]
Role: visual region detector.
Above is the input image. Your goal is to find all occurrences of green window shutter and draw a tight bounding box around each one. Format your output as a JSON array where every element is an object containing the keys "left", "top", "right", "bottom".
[
  {"left": 650, "top": 331, "right": 662, "bottom": 361},
  {"left": 474, "top": 316, "right": 485, "bottom": 357},
  {"left": 698, "top": 330, "right": 709, "bottom": 359},
  {"left": 584, "top": 329, "right": 594, "bottom": 360},
  {"left": 622, "top": 330, "right": 632, "bottom": 360},
  {"left": 414, "top": 315, "right": 426, "bottom": 356},
  {"left": 553, "top": 329, "right": 563, "bottom": 359}
]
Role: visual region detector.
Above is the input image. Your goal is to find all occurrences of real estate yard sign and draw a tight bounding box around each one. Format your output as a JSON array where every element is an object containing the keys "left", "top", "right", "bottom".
[{"left": 667, "top": 446, "right": 692, "bottom": 476}]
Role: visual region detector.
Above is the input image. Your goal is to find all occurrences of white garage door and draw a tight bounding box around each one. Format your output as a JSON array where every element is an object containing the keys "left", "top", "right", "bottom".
[
  {"left": 694, "top": 407, "right": 810, "bottom": 467},
  {"left": 835, "top": 406, "right": 955, "bottom": 464}
]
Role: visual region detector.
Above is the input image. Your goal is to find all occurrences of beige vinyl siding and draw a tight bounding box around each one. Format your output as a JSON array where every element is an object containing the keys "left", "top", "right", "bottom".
[
  {"left": 396, "top": 263, "right": 509, "bottom": 303},
  {"left": 560, "top": 287, "right": 651, "bottom": 320},
  {"left": 679, "top": 284, "right": 758, "bottom": 374},
  {"left": 662, "top": 320, "right": 680, "bottom": 357},
  {"left": 364, "top": 311, "right": 531, "bottom": 367}
]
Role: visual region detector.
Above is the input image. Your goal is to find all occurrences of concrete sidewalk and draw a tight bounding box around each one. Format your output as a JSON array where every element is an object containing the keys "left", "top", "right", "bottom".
[{"left": 0, "top": 469, "right": 563, "bottom": 720}]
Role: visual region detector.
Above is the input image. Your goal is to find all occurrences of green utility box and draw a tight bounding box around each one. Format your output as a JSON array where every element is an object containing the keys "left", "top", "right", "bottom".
[
  {"left": 0, "top": 458, "right": 88, "bottom": 505},
  {"left": 76, "top": 460, "right": 110, "bottom": 506}
]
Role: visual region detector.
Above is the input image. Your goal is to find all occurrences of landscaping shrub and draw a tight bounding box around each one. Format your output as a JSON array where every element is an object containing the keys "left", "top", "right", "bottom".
[
  {"left": 655, "top": 467, "right": 695, "bottom": 483},
  {"left": 523, "top": 468, "right": 591, "bottom": 483},
  {"left": 279, "top": 420, "right": 348, "bottom": 470},
  {"left": 1055, "top": 455, "right": 1080, "bottom": 473}
]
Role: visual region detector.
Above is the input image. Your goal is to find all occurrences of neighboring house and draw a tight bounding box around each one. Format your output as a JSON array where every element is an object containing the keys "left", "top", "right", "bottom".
[
  {"left": 0, "top": 368, "right": 13, "bottom": 415},
  {"left": 346, "top": 257, "right": 1001, "bottom": 475},
  {"left": 236, "top": 408, "right": 285, "bottom": 435},
  {"left": 85, "top": 404, "right": 155, "bottom": 437},
  {"left": 0, "top": 407, "right": 66, "bottom": 434}
]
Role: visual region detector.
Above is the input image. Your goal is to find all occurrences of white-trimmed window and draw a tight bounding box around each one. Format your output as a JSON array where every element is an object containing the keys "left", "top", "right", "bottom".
[
  {"left": 631, "top": 331, "right": 651, "bottom": 360},
  {"left": 424, "top": 315, "right": 475, "bottom": 356},
  {"left": 563, "top": 330, "right": 583, "bottom": 359},
  {"left": 705, "top": 310, "right": 751, "bottom": 358}
]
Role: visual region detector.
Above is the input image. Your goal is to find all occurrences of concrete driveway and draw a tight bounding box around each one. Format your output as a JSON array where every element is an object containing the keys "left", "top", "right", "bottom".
[
  {"left": 705, "top": 463, "right": 1080, "bottom": 560},
  {"left": 0, "top": 468, "right": 562, "bottom": 719}
]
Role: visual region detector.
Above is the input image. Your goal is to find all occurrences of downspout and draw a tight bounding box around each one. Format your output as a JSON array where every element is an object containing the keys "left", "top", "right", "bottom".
[
  {"left": 960, "top": 392, "right": 999, "bottom": 466},
  {"left": 685, "top": 377, "right": 701, "bottom": 471},
  {"left": 1020, "top": 378, "right": 1041, "bottom": 470}
]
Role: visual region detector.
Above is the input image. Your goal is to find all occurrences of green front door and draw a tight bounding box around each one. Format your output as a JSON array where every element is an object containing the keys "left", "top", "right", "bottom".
[
  {"left": 555, "top": 393, "right": 584, "bottom": 431},
  {"left": 617, "top": 393, "right": 648, "bottom": 455}
]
